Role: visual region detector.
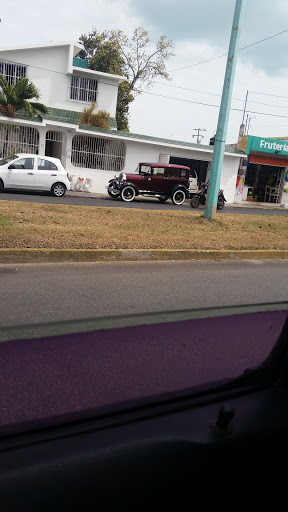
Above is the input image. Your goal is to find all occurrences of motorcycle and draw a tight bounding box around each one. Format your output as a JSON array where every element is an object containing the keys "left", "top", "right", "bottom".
[{"left": 190, "top": 182, "right": 226, "bottom": 210}]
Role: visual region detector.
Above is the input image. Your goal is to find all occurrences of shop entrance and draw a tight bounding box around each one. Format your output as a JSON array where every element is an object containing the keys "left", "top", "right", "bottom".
[{"left": 245, "top": 162, "right": 284, "bottom": 203}]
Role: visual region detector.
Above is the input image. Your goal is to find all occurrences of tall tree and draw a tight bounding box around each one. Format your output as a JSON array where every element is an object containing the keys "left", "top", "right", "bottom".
[
  {"left": 0, "top": 76, "right": 48, "bottom": 118},
  {"left": 79, "top": 27, "right": 174, "bottom": 131}
]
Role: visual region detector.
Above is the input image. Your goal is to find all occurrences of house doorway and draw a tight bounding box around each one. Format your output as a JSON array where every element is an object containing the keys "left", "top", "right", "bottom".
[{"left": 45, "top": 130, "right": 63, "bottom": 161}]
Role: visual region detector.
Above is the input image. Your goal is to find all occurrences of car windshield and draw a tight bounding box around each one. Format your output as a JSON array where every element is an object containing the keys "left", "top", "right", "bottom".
[{"left": 0, "top": 154, "right": 17, "bottom": 166}]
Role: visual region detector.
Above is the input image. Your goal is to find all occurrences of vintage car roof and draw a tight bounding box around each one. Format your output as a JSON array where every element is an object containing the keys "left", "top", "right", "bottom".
[{"left": 138, "top": 163, "right": 190, "bottom": 170}]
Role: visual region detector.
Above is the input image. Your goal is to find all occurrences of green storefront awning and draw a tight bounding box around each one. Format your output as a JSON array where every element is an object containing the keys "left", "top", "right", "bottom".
[{"left": 247, "top": 135, "right": 288, "bottom": 156}]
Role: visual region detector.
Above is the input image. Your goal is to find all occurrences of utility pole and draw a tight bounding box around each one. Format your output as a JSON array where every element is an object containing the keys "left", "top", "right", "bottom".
[
  {"left": 204, "top": 0, "right": 246, "bottom": 220},
  {"left": 239, "top": 89, "right": 248, "bottom": 136},
  {"left": 192, "top": 128, "right": 206, "bottom": 144}
]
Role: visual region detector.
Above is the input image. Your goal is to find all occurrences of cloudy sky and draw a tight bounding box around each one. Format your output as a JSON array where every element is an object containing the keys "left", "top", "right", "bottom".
[{"left": 1, "top": 0, "right": 288, "bottom": 144}]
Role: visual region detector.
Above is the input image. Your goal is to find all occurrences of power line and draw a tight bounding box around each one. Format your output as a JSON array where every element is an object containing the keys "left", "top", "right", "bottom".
[
  {"left": 152, "top": 81, "right": 288, "bottom": 109},
  {"left": 168, "top": 28, "right": 288, "bottom": 73},
  {"left": 250, "top": 90, "right": 288, "bottom": 100},
  {"left": 2, "top": 51, "right": 288, "bottom": 116},
  {"left": 142, "top": 90, "right": 288, "bottom": 120}
]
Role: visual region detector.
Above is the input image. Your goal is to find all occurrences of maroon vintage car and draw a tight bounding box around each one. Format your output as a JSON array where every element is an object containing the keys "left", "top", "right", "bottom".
[{"left": 106, "top": 163, "right": 193, "bottom": 205}]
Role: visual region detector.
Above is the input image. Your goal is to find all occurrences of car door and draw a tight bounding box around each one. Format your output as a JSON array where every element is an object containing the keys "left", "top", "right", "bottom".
[
  {"left": 35, "top": 158, "right": 59, "bottom": 191},
  {"left": 165, "top": 167, "right": 181, "bottom": 194},
  {"left": 139, "top": 165, "right": 153, "bottom": 191},
  {"left": 6, "top": 157, "right": 35, "bottom": 189},
  {"left": 188, "top": 169, "right": 198, "bottom": 193},
  {"left": 150, "top": 167, "right": 166, "bottom": 193}
]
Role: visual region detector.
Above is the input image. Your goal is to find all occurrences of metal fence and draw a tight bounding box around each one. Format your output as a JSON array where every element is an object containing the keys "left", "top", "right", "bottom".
[
  {"left": 46, "top": 130, "right": 64, "bottom": 142},
  {"left": 0, "top": 124, "right": 39, "bottom": 157},
  {"left": 71, "top": 134, "right": 126, "bottom": 172}
]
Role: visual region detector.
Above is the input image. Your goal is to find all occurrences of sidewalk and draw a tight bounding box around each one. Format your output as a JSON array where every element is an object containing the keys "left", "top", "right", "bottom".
[{"left": 65, "top": 191, "right": 287, "bottom": 210}]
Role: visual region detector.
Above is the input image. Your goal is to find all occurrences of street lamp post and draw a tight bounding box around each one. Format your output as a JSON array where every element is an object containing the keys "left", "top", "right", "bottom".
[{"left": 204, "top": 0, "right": 246, "bottom": 219}]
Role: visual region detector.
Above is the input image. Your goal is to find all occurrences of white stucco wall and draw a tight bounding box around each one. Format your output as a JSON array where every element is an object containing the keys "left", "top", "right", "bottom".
[
  {"left": 0, "top": 46, "right": 119, "bottom": 117},
  {"left": 64, "top": 133, "right": 241, "bottom": 201}
]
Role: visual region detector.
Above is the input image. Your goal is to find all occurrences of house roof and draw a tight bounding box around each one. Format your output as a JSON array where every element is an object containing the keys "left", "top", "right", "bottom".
[
  {"left": 0, "top": 41, "right": 83, "bottom": 56},
  {"left": 71, "top": 67, "right": 126, "bottom": 81},
  {"left": 77, "top": 124, "right": 244, "bottom": 157}
]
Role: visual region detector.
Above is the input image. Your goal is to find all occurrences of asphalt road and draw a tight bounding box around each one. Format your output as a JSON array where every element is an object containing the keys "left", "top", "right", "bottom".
[
  {"left": 1, "top": 259, "right": 287, "bottom": 426},
  {"left": 1, "top": 259, "right": 288, "bottom": 329},
  {"left": 1, "top": 189, "right": 288, "bottom": 215}
]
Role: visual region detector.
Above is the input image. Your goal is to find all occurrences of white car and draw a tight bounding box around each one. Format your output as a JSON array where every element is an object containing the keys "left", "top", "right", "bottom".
[{"left": 0, "top": 154, "right": 70, "bottom": 197}]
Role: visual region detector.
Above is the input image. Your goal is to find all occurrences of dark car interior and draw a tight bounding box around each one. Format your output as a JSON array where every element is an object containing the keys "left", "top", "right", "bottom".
[{"left": 0, "top": 303, "right": 288, "bottom": 511}]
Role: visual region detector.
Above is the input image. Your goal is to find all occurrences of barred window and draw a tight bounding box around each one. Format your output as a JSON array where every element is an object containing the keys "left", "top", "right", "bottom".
[
  {"left": 71, "top": 135, "right": 126, "bottom": 172},
  {"left": 0, "top": 60, "right": 26, "bottom": 85},
  {"left": 70, "top": 75, "right": 98, "bottom": 102},
  {"left": 0, "top": 124, "right": 39, "bottom": 158}
]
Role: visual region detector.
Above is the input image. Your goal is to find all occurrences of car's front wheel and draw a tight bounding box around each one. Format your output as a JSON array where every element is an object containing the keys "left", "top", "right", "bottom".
[
  {"left": 51, "top": 183, "right": 66, "bottom": 197},
  {"left": 107, "top": 182, "right": 120, "bottom": 198},
  {"left": 120, "top": 185, "right": 136, "bottom": 202},
  {"left": 0, "top": 179, "right": 3, "bottom": 192},
  {"left": 171, "top": 189, "right": 186, "bottom": 205}
]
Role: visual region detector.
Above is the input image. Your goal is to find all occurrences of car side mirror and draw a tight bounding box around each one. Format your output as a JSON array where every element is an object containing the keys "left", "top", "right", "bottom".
[{"left": 8, "top": 164, "right": 15, "bottom": 170}]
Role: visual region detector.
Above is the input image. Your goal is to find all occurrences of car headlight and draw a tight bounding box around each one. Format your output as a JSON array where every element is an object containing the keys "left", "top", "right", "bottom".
[{"left": 118, "top": 171, "right": 126, "bottom": 183}]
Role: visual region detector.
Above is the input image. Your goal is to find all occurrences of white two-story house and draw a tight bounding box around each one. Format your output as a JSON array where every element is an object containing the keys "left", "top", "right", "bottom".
[{"left": 0, "top": 42, "right": 244, "bottom": 200}]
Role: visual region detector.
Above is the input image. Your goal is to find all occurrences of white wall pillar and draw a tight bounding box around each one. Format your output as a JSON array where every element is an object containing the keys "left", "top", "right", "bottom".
[
  {"left": 280, "top": 167, "right": 288, "bottom": 206},
  {"left": 158, "top": 153, "right": 170, "bottom": 164},
  {"left": 65, "top": 129, "right": 75, "bottom": 169},
  {"left": 38, "top": 127, "right": 46, "bottom": 156}
]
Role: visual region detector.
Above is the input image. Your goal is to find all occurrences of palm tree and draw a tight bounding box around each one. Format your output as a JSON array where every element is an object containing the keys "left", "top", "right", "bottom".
[{"left": 0, "top": 76, "right": 48, "bottom": 118}]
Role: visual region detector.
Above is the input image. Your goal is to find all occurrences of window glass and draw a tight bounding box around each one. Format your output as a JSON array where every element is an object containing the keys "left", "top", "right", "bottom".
[
  {"left": 37, "top": 159, "right": 58, "bottom": 171},
  {"left": 139, "top": 165, "right": 152, "bottom": 176},
  {"left": 70, "top": 76, "right": 98, "bottom": 102},
  {"left": 0, "top": 60, "right": 26, "bottom": 85},
  {"left": 0, "top": 155, "right": 17, "bottom": 166},
  {"left": 167, "top": 168, "right": 179, "bottom": 178},
  {"left": 152, "top": 167, "right": 165, "bottom": 176},
  {"left": 180, "top": 169, "right": 188, "bottom": 177},
  {"left": 13, "top": 158, "right": 34, "bottom": 169}
]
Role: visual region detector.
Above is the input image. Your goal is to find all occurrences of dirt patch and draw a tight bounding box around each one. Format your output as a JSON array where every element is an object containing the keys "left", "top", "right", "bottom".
[{"left": 1, "top": 201, "right": 288, "bottom": 250}]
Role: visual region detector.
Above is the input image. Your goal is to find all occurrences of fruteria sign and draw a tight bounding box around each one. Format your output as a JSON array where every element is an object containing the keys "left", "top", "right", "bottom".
[{"left": 246, "top": 135, "right": 288, "bottom": 156}]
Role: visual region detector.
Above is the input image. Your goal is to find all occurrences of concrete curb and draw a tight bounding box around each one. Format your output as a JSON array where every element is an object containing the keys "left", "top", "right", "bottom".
[
  {"left": 65, "top": 192, "right": 284, "bottom": 210},
  {"left": 1, "top": 248, "right": 288, "bottom": 264}
]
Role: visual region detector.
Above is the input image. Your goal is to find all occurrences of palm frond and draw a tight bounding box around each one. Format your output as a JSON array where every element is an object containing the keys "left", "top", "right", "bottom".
[
  {"left": 0, "top": 76, "right": 48, "bottom": 118},
  {"left": 29, "top": 102, "right": 49, "bottom": 115}
]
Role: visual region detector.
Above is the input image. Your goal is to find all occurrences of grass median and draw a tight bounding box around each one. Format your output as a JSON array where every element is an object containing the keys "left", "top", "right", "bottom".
[{"left": 1, "top": 200, "right": 288, "bottom": 251}]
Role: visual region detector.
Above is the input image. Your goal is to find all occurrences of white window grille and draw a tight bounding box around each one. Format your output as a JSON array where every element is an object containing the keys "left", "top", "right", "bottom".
[
  {"left": 46, "top": 130, "right": 63, "bottom": 142},
  {"left": 70, "top": 75, "right": 98, "bottom": 102},
  {"left": 0, "top": 60, "right": 26, "bottom": 85},
  {"left": 0, "top": 124, "right": 39, "bottom": 158},
  {"left": 71, "top": 135, "right": 126, "bottom": 172}
]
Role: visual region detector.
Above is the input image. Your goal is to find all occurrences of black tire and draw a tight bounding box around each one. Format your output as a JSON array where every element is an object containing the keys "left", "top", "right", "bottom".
[
  {"left": 190, "top": 196, "right": 200, "bottom": 208},
  {"left": 217, "top": 197, "right": 225, "bottom": 210},
  {"left": 158, "top": 196, "right": 168, "bottom": 203},
  {"left": 120, "top": 185, "right": 136, "bottom": 202},
  {"left": 171, "top": 189, "right": 186, "bottom": 205},
  {"left": 107, "top": 182, "right": 120, "bottom": 198},
  {"left": 0, "top": 179, "right": 3, "bottom": 192},
  {"left": 51, "top": 182, "right": 66, "bottom": 197}
]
